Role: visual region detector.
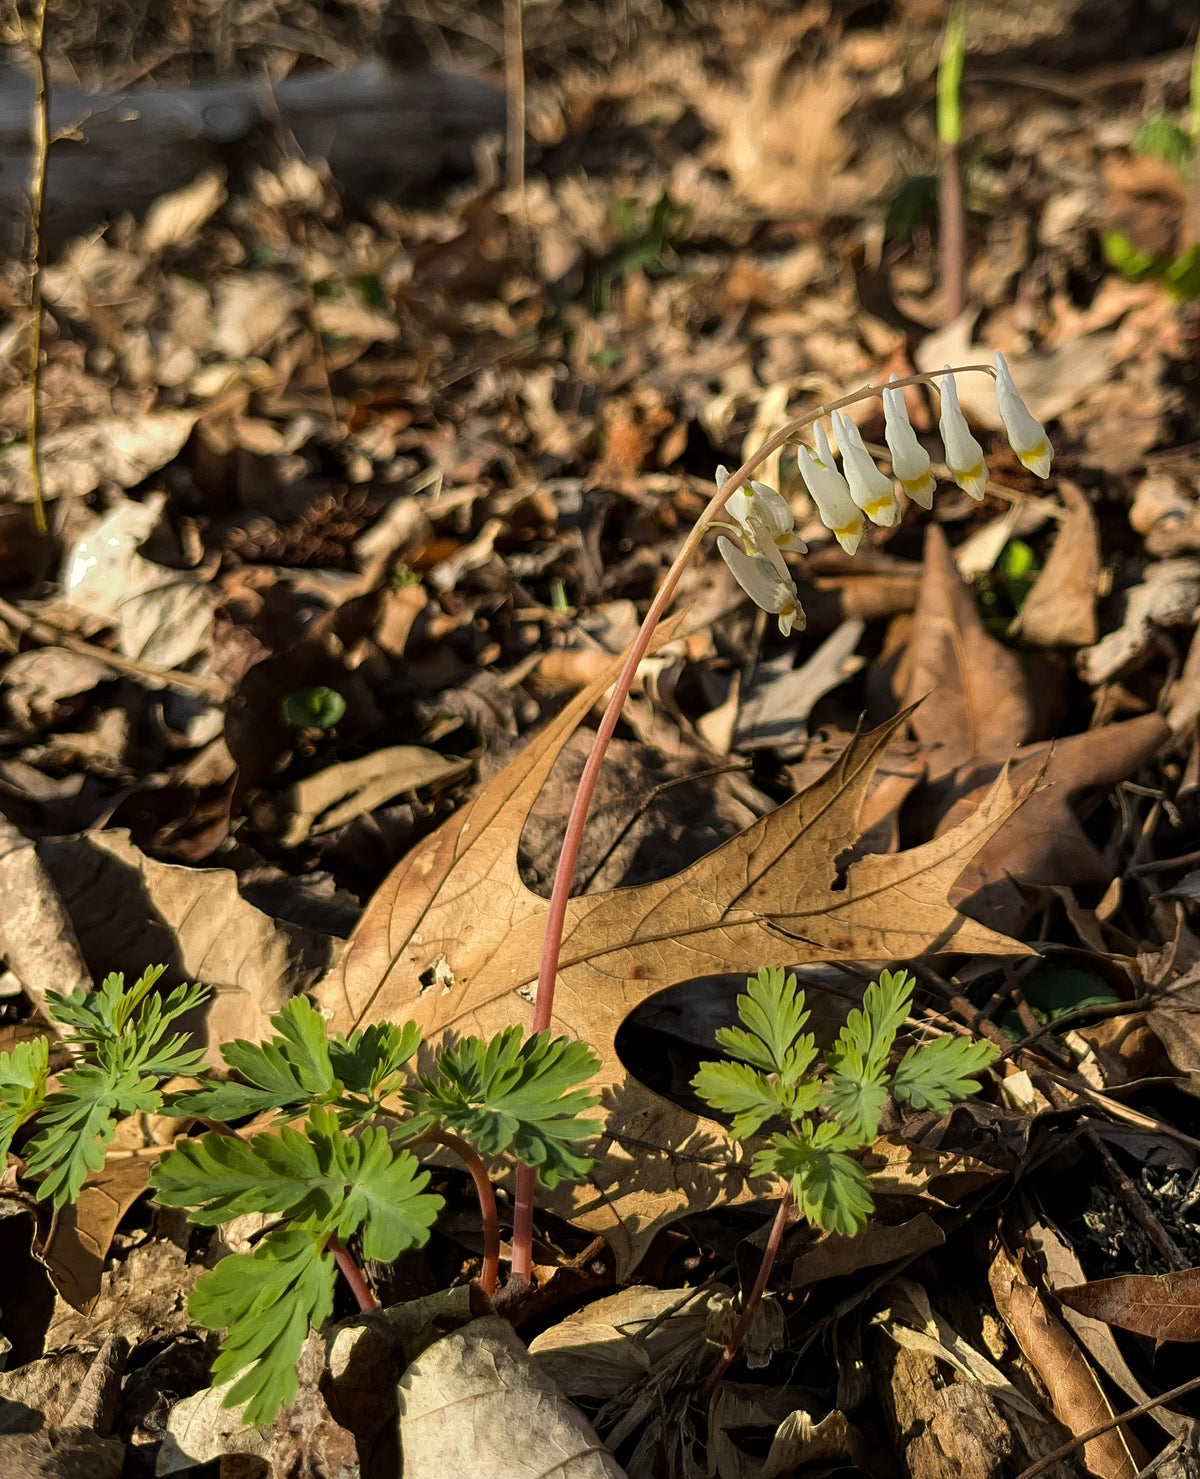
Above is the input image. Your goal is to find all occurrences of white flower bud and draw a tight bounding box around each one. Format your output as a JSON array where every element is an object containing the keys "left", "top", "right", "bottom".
[
  {"left": 797, "top": 423, "right": 865, "bottom": 555},
  {"left": 883, "top": 377, "right": 936, "bottom": 509},
  {"left": 726, "top": 478, "right": 808, "bottom": 560},
  {"left": 833, "top": 411, "right": 900, "bottom": 527},
  {"left": 994, "top": 352, "right": 1053, "bottom": 478},
  {"left": 718, "top": 534, "right": 805, "bottom": 635},
  {"left": 937, "top": 367, "right": 989, "bottom": 500}
]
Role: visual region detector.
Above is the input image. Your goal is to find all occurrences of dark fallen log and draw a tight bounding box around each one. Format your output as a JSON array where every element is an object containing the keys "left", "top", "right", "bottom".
[{"left": 0, "top": 58, "right": 505, "bottom": 254}]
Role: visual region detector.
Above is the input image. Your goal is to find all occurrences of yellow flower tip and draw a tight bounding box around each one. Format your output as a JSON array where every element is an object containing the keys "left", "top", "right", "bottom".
[
  {"left": 863, "top": 494, "right": 899, "bottom": 524},
  {"left": 900, "top": 471, "right": 936, "bottom": 508},
  {"left": 834, "top": 518, "right": 864, "bottom": 554},
  {"left": 1018, "top": 439, "right": 1052, "bottom": 478}
]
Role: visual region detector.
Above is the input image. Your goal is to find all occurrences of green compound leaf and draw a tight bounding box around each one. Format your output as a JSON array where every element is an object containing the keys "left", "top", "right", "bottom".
[
  {"left": 189, "top": 1227, "right": 336, "bottom": 1427},
  {"left": 0, "top": 1036, "right": 49, "bottom": 1162},
  {"left": 823, "top": 968, "right": 914, "bottom": 1140},
  {"left": 892, "top": 1033, "right": 997, "bottom": 1113},
  {"left": 151, "top": 1108, "right": 443, "bottom": 1257},
  {"left": 328, "top": 1020, "right": 422, "bottom": 1102},
  {"left": 754, "top": 1120, "right": 874, "bottom": 1238},
  {"left": 404, "top": 1028, "right": 601, "bottom": 1188},
  {"left": 25, "top": 1064, "right": 161, "bottom": 1206},
  {"left": 715, "top": 968, "right": 817, "bottom": 1083},
  {"left": 169, "top": 996, "right": 336, "bottom": 1122},
  {"left": 691, "top": 1060, "right": 821, "bottom": 1140}
]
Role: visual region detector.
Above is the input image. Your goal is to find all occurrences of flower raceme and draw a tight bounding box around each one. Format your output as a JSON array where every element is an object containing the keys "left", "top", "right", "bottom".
[{"left": 714, "top": 360, "right": 1053, "bottom": 632}]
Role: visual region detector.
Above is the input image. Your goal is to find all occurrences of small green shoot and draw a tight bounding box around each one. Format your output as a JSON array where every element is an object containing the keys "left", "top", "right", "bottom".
[
  {"left": 281, "top": 686, "right": 347, "bottom": 729},
  {"left": 937, "top": 4, "right": 966, "bottom": 150}
]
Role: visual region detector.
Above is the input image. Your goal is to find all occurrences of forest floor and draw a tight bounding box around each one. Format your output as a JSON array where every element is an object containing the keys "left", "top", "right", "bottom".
[{"left": 4, "top": 0, "right": 1200, "bottom": 1476}]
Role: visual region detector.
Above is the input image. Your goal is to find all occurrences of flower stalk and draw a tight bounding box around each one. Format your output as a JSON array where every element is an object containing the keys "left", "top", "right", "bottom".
[{"left": 508, "top": 359, "right": 1047, "bottom": 1283}]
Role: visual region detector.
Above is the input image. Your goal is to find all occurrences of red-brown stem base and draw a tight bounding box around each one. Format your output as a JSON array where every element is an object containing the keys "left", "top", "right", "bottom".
[
  {"left": 328, "top": 1234, "right": 378, "bottom": 1311},
  {"left": 699, "top": 1188, "right": 794, "bottom": 1403}
]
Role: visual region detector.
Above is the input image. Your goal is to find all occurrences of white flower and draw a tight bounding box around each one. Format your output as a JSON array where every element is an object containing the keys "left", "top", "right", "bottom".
[
  {"left": 717, "top": 534, "right": 804, "bottom": 635},
  {"left": 796, "top": 423, "right": 865, "bottom": 555},
  {"left": 882, "top": 377, "right": 935, "bottom": 509},
  {"left": 994, "top": 352, "right": 1053, "bottom": 478},
  {"left": 833, "top": 411, "right": 900, "bottom": 527},
  {"left": 717, "top": 467, "right": 808, "bottom": 560},
  {"left": 937, "top": 367, "right": 989, "bottom": 500}
]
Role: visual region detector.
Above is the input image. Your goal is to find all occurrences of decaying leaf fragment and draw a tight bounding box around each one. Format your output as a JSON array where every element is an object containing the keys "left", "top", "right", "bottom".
[{"left": 317, "top": 650, "right": 1032, "bottom": 1273}]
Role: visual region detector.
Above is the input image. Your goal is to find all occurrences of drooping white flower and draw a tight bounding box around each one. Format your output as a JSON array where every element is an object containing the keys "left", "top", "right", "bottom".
[
  {"left": 882, "top": 377, "right": 936, "bottom": 509},
  {"left": 717, "top": 534, "right": 804, "bottom": 635},
  {"left": 717, "top": 466, "right": 808, "bottom": 561},
  {"left": 796, "top": 423, "right": 865, "bottom": 555},
  {"left": 937, "top": 367, "right": 989, "bottom": 500},
  {"left": 994, "top": 352, "right": 1053, "bottom": 478},
  {"left": 833, "top": 411, "right": 900, "bottom": 527}
]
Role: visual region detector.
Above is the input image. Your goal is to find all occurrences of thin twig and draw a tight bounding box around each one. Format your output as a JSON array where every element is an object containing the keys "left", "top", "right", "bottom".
[
  {"left": 507, "top": 363, "right": 997, "bottom": 1282},
  {"left": 26, "top": 0, "right": 50, "bottom": 538},
  {"left": 0, "top": 594, "right": 226, "bottom": 701},
  {"left": 1012, "top": 1374, "right": 1200, "bottom": 1479}
]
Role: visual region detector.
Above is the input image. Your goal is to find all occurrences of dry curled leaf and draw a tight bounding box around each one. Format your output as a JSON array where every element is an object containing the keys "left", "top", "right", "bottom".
[{"left": 317, "top": 651, "right": 1030, "bottom": 1273}]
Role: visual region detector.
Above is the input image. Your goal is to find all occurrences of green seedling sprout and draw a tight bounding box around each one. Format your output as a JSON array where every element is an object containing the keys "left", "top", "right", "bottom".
[{"left": 937, "top": 2, "right": 968, "bottom": 322}]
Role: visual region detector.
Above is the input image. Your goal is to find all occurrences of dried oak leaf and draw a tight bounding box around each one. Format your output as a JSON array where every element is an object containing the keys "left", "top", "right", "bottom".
[
  {"left": 316, "top": 650, "right": 1030, "bottom": 1274},
  {"left": 1057, "top": 1268, "right": 1200, "bottom": 1345}
]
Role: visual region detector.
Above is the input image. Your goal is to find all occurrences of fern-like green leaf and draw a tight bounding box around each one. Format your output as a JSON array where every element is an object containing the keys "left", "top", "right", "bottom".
[
  {"left": 189, "top": 1227, "right": 336, "bottom": 1426},
  {"left": 404, "top": 1028, "right": 601, "bottom": 1187},
  {"left": 753, "top": 1120, "right": 874, "bottom": 1237},
  {"left": 168, "top": 996, "right": 336, "bottom": 1122},
  {"left": 892, "top": 1033, "right": 997, "bottom": 1112},
  {"left": 328, "top": 1021, "right": 422, "bottom": 1101},
  {"left": 151, "top": 1108, "right": 443, "bottom": 1250},
  {"left": 0, "top": 1036, "right": 49, "bottom": 1161},
  {"left": 822, "top": 969, "right": 914, "bottom": 1139},
  {"left": 25, "top": 1064, "right": 161, "bottom": 1206},
  {"left": 691, "top": 1060, "right": 821, "bottom": 1139},
  {"left": 715, "top": 968, "right": 816, "bottom": 1082}
]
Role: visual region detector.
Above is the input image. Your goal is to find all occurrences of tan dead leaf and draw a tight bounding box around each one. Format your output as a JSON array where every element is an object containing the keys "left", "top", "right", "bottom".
[
  {"left": 899, "top": 525, "right": 1033, "bottom": 782},
  {"left": 0, "top": 817, "right": 91, "bottom": 1015},
  {"left": 1011, "top": 482, "right": 1101, "bottom": 648},
  {"left": 279, "top": 746, "right": 472, "bottom": 847},
  {"left": 1078, "top": 559, "right": 1200, "bottom": 686},
  {"left": 397, "top": 1317, "right": 627, "bottom": 1479},
  {"left": 945, "top": 712, "right": 1170, "bottom": 936},
  {"left": 528, "top": 1286, "right": 712, "bottom": 1401},
  {"left": 789, "top": 1213, "right": 945, "bottom": 1292},
  {"left": 700, "top": 49, "right": 856, "bottom": 213},
  {"left": 210, "top": 274, "right": 302, "bottom": 359},
  {"left": 988, "top": 1241, "right": 1143, "bottom": 1479},
  {"left": 38, "top": 829, "right": 336, "bottom": 1056},
  {"left": 36, "top": 1155, "right": 152, "bottom": 1313},
  {"left": 138, "top": 169, "right": 228, "bottom": 252},
  {"left": 0, "top": 411, "right": 197, "bottom": 504},
  {"left": 316, "top": 653, "right": 1029, "bottom": 1274}
]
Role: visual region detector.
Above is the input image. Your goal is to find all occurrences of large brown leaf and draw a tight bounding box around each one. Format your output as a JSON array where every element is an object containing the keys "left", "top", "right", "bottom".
[
  {"left": 316, "top": 656, "right": 1031, "bottom": 1273},
  {"left": 1057, "top": 1268, "right": 1200, "bottom": 1344}
]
